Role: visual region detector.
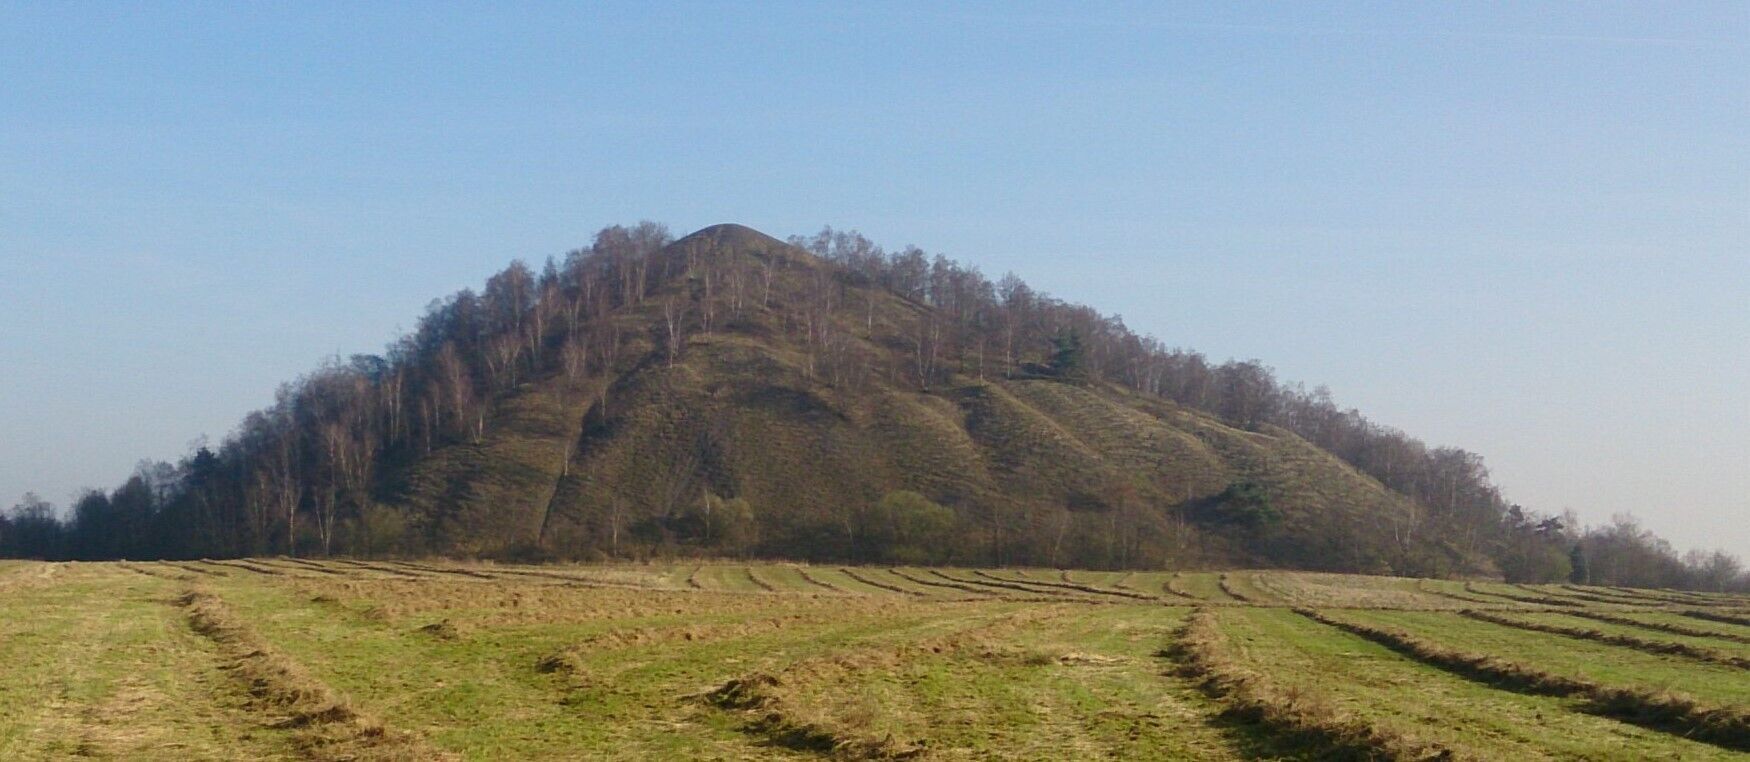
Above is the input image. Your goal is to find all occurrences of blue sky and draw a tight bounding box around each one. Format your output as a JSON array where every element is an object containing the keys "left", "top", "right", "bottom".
[{"left": 2, "top": 2, "right": 1746, "bottom": 557}]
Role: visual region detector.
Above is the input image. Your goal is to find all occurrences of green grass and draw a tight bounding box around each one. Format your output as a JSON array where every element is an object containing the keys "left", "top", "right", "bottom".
[
  {"left": 1215, "top": 607, "right": 1739, "bottom": 760},
  {"left": 5, "top": 560, "right": 1747, "bottom": 760},
  {"left": 0, "top": 565, "right": 297, "bottom": 761},
  {"left": 1625, "top": 610, "right": 1750, "bottom": 641},
  {"left": 1507, "top": 611, "right": 1750, "bottom": 660},
  {"left": 1174, "top": 571, "right": 1240, "bottom": 602},
  {"left": 1348, "top": 610, "right": 1750, "bottom": 707}
]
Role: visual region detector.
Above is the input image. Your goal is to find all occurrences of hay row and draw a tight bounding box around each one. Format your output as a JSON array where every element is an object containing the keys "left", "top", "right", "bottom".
[
  {"left": 1684, "top": 610, "right": 1750, "bottom": 628},
  {"left": 887, "top": 567, "right": 997, "bottom": 598},
  {"left": 702, "top": 608, "right": 1081, "bottom": 760},
  {"left": 267, "top": 557, "right": 352, "bottom": 576},
  {"left": 1563, "top": 610, "right": 1750, "bottom": 646},
  {"left": 174, "top": 562, "right": 229, "bottom": 577},
  {"left": 1166, "top": 608, "right": 1460, "bottom": 761},
  {"left": 1163, "top": 573, "right": 1199, "bottom": 601},
  {"left": 1217, "top": 574, "right": 1258, "bottom": 605},
  {"left": 838, "top": 568, "right": 925, "bottom": 596},
  {"left": 793, "top": 565, "right": 856, "bottom": 595},
  {"left": 1553, "top": 585, "right": 1672, "bottom": 606},
  {"left": 1297, "top": 608, "right": 1750, "bottom": 752},
  {"left": 388, "top": 560, "right": 499, "bottom": 580},
  {"left": 972, "top": 569, "right": 1156, "bottom": 602},
  {"left": 1414, "top": 580, "right": 1500, "bottom": 606},
  {"left": 743, "top": 566, "right": 778, "bottom": 592},
  {"left": 201, "top": 559, "right": 288, "bottom": 576},
  {"left": 1601, "top": 586, "right": 1716, "bottom": 606},
  {"left": 1461, "top": 582, "right": 1581, "bottom": 608},
  {"left": 706, "top": 673, "right": 922, "bottom": 759},
  {"left": 118, "top": 562, "right": 196, "bottom": 582},
  {"left": 177, "top": 587, "right": 452, "bottom": 760},
  {"left": 323, "top": 559, "right": 427, "bottom": 579},
  {"left": 1459, "top": 610, "right": 1750, "bottom": 670},
  {"left": 936, "top": 570, "right": 1113, "bottom": 603}
]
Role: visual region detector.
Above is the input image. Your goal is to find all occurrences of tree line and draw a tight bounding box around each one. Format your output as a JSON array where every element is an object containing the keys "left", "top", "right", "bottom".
[{"left": 2, "top": 221, "right": 1742, "bottom": 591}]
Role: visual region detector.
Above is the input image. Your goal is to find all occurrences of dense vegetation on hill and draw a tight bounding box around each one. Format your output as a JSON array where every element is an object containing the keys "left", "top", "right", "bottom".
[{"left": 4, "top": 223, "right": 1743, "bottom": 590}]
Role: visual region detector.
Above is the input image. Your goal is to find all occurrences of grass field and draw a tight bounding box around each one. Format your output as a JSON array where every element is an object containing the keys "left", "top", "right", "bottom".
[{"left": 1, "top": 560, "right": 1746, "bottom": 760}]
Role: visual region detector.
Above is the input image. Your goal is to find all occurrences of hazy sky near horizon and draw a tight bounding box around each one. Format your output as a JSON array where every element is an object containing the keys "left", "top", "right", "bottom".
[{"left": 3, "top": 2, "right": 1746, "bottom": 558}]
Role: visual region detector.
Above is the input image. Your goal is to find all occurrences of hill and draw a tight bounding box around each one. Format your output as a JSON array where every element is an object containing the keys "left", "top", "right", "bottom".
[
  {"left": 8, "top": 221, "right": 1741, "bottom": 590},
  {"left": 386, "top": 223, "right": 1430, "bottom": 572}
]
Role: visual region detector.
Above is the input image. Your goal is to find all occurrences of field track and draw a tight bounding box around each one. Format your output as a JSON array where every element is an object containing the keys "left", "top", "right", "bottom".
[{"left": 2, "top": 559, "right": 1747, "bottom": 760}]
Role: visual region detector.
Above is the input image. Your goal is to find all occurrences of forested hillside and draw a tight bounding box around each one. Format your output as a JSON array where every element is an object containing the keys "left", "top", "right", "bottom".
[{"left": 5, "top": 223, "right": 1743, "bottom": 590}]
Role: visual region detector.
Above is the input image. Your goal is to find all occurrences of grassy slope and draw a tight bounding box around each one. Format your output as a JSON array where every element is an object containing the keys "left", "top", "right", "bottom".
[{"left": 387, "top": 227, "right": 1443, "bottom": 573}]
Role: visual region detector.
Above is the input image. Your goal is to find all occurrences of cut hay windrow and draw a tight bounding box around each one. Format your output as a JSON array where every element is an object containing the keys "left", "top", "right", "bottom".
[
  {"left": 1663, "top": 589, "right": 1750, "bottom": 606},
  {"left": 1564, "top": 610, "right": 1750, "bottom": 646},
  {"left": 118, "top": 562, "right": 196, "bottom": 582},
  {"left": 972, "top": 569, "right": 1157, "bottom": 602},
  {"left": 174, "top": 562, "right": 229, "bottom": 577},
  {"left": 1298, "top": 608, "right": 1750, "bottom": 751},
  {"left": 793, "top": 566, "right": 856, "bottom": 595},
  {"left": 1166, "top": 607, "right": 1461, "bottom": 761},
  {"left": 1522, "top": 585, "right": 1648, "bottom": 606},
  {"left": 1461, "top": 582, "right": 1581, "bottom": 608},
  {"left": 1217, "top": 574, "right": 1258, "bottom": 605},
  {"left": 323, "top": 559, "right": 428, "bottom": 579},
  {"left": 1609, "top": 586, "right": 1723, "bottom": 606},
  {"left": 1112, "top": 571, "right": 1136, "bottom": 591},
  {"left": 263, "top": 557, "right": 351, "bottom": 576},
  {"left": 1684, "top": 610, "right": 1750, "bottom": 629},
  {"left": 389, "top": 560, "right": 500, "bottom": 580},
  {"left": 743, "top": 566, "right": 778, "bottom": 593},
  {"left": 177, "top": 587, "right": 454, "bottom": 760},
  {"left": 703, "top": 608, "right": 1078, "bottom": 759},
  {"left": 1163, "top": 573, "right": 1199, "bottom": 601},
  {"left": 1458, "top": 610, "right": 1750, "bottom": 670},
  {"left": 1554, "top": 585, "right": 1673, "bottom": 606},
  {"left": 887, "top": 567, "right": 1000, "bottom": 598},
  {"left": 201, "top": 559, "right": 288, "bottom": 576},
  {"left": 838, "top": 567, "right": 926, "bottom": 596},
  {"left": 934, "top": 570, "right": 1104, "bottom": 603},
  {"left": 487, "top": 566, "right": 647, "bottom": 590},
  {"left": 706, "top": 673, "right": 922, "bottom": 759},
  {"left": 1414, "top": 580, "right": 1501, "bottom": 606}
]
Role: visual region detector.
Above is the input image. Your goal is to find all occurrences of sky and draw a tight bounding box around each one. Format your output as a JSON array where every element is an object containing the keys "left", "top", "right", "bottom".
[{"left": 2, "top": 2, "right": 1746, "bottom": 558}]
